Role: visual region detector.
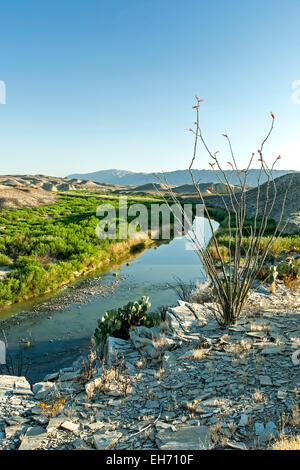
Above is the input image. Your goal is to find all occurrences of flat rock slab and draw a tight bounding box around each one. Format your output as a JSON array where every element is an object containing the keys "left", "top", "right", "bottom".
[
  {"left": 0, "top": 375, "right": 32, "bottom": 396},
  {"left": 18, "top": 426, "right": 47, "bottom": 450},
  {"left": 5, "top": 424, "right": 30, "bottom": 439},
  {"left": 261, "top": 346, "right": 285, "bottom": 355},
  {"left": 156, "top": 425, "right": 213, "bottom": 450},
  {"left": 46, "top": 417, "right": 65, "bottom": 433},
  {"left": 259, "top": 375, "right": 273, "bottom": 386},
  {"left": 60, "top": 421, "right": 81, "bottom": 435},
  {"left": 32, "top": 381, "right": 56, "bottom": 400},
  {"left": 93, "top": 431, "right": 122, "bottom": 450}
]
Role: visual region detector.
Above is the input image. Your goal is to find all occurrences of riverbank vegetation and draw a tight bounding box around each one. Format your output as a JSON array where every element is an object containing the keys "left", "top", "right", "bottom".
[
  {"left": 0, "top": 192, "right": 165, "bottom": 309},
  {"left": 207, "top": 209, "right": 300, "bottom": 259}
]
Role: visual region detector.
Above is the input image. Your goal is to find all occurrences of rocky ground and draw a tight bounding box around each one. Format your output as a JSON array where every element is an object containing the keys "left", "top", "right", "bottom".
[{"left": 0, "top": 284, "right": 299, "bottom": 451}]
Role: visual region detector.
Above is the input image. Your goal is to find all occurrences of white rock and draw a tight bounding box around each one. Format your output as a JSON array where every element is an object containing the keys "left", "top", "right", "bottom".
[
  {"left": 60, "top": 421, "right": 80, "bottom": 435},
  {"left": 18, "top": 426, "right": 47, "bottom": 450},
  {"left": 0, "top": 375, "right": 32, "bottom": 396}
]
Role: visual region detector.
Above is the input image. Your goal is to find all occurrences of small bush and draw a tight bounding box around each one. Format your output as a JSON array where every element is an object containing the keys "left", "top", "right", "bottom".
[
  {"left": 94, "top": 296, "right": 161, "bottom": 344},
  {"left": 0, "top": 254, "right": 11, "bottom": 266},
  {"left": 208, "top": 245, "right": 229, "bottom": 262}
]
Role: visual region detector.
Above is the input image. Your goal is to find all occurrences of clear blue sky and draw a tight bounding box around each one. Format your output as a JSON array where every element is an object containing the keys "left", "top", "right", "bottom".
[{"left": 0, "top": 0, "right": 300, "bottom": 176}]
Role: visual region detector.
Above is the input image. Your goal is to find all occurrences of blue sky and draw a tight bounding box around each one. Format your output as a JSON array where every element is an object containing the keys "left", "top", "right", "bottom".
[{"left": 0, "top": 0, "right": 300, "bottom": 176}]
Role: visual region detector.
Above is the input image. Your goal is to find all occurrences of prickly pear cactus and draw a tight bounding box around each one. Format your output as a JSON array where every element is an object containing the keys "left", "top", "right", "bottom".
[{"left": 94, "top": 296, "right": 161, "bottom": 344}]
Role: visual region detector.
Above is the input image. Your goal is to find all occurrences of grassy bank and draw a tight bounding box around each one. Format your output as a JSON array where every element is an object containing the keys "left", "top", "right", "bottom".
[
  {"left": 0, "top": 192, "right": 162, "bottom": 309},
  {"left": 205, "top": 206, "right": 300, "bottom": 260}
]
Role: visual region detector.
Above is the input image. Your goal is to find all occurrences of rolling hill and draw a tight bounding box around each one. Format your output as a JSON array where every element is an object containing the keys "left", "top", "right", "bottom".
[
  {"left": 67, "top": 168, "right": 297, "bottom": 187},
  {"left": 201, "top": 172, "right": 300, "bottom": 234}
]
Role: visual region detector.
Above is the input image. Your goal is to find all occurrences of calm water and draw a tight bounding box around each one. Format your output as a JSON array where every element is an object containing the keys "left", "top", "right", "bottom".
[{"left": 0, "top": 217, "right": 218, "bottom": 382}]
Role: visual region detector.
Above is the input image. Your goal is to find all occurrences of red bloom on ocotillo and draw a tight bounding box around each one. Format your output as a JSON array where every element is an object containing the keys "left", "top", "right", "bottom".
[
  {"left": 277, "top": 155, "right": 281, "bottom": 159},
  {"left": 271, "top": 112, "right": 275, "bottom": 119},
  {"left": 222, "top": 134, "right": 228, "bottom": 138},
  {"left": 227, "top": 161, "right": 233, "bottom": 166}
]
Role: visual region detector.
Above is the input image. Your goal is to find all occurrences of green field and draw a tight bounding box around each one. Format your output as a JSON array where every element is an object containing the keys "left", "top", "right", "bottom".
[{"left": 0, "top": 192, "right": 164, "bottom": 309}]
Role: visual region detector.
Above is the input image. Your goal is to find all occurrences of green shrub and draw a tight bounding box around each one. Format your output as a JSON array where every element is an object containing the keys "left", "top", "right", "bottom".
[
  {"left": 0, "top": 254, "right": 11, "bottom": 266},
  {"left": 0, "top": 192, "right": 165, "bottom": 307},
  {"left": 277, "top": 259, "right": 300, "bottom": 279},
  {"left": 94, "top": 296, "right": 161, "bottom": 344}
]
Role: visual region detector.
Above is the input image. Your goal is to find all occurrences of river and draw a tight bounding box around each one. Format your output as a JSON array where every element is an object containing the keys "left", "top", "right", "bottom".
[{"left": 0, "top": 216, "right": 218, "bottom": 382}]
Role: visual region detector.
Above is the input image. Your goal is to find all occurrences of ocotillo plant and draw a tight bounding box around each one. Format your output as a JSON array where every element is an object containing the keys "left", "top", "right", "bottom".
[{"left": 163, "top": 97, "right": 292, "bottom": 326}]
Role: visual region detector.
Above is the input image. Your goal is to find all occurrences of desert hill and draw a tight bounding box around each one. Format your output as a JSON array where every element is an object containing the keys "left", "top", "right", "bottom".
[
  {"left": 0, "top": 174, "right": 128, "bottom": 193},
  {"left": 199, "top": 172, "right": 300, "bottom": 234},
  {"left": 0, "top": 175, "right": 128, "bottom": 209},
  {"left": 67, "top": 168, "right": 297, "bottom": 187},
  {"left": 0, "top": 186, "right": 56, "bottom": 209}
]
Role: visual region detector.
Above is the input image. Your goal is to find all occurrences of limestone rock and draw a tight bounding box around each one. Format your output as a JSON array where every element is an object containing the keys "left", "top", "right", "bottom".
[
  {"left": 238, "top": 414, "right": 249, "bottom": 427},
  {"left": 261, "top": 346, "right": 285, "bottom": 355},
  {"left": 60, "top": 421, "right": 80, "bottom": 435},
  {"left": 32, "top": 381, "right": 57, "bottom": 400},
  {"left": 18, "top": 426, "right": 47, "bottom": 450},
  {"left": 156, "top": 425, "right": 213, "bottom": 450},
  {"left": 0, "top": 375, "right": 32, "bottom": 396},
  {"left": 93, "top": 431, "right": 122, "bottom": 450},
  {"left": 129, "top": 322, "right": 174, "bottom": 359},
  {"left": 104, "top": 337, "right": 133, "bottom": 366},
  {"left": 85, "top": 374, "right": 103, "bottom": 396},
  {"left": 259, "top": 375, "right": 273, "bottom": 386}
]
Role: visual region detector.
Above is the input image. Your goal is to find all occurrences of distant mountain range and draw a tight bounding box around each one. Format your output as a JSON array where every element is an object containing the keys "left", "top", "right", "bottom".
[{"left": 67, "top": 169, "right": 298, "bottom": 187}]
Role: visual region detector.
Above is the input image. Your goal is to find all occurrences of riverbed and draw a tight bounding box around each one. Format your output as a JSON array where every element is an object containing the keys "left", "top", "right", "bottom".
[{"left": 0, "top": 217, "right": 218, "bottom": 382}]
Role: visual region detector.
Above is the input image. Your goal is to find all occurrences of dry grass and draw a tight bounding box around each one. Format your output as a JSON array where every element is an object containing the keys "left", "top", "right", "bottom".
[
  {"left": 253, "top": 389, "right": 264, "bottom": 402},
  {"left": 250, "top": 323, "right": 271, "bottom": 332},
  {"left": 154, "top": 368, "right": 165, "bottom": 379},
  {"left": 208, "top": 245, "right": 229, "bottom": 262},
  {"left": 85, "top": 356, "right": 133, "bottom": 398},
  {"left": 287, "top": 404, "right": 299, "bottom": 428},
  {"left": 230, "top": 339, "right": 251, "bottom": 359},
  {"left": 185, "top": 348, "right": 212, "bottom": 360},
  {"left": 271, "top": 434, "right": 300, "bottom": 450}
]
